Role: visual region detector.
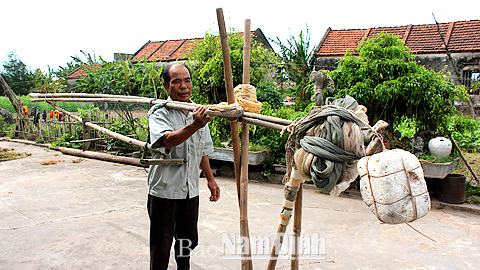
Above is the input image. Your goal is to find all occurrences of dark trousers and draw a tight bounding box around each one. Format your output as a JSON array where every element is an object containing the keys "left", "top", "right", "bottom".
[{"left": 147, "top": 194, "right": 199, "bottom": 270}]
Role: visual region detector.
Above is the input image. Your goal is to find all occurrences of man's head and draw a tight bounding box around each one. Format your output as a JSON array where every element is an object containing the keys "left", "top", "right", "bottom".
[{"left": 162, "top": 63, "right": 193, "bottom": 102}]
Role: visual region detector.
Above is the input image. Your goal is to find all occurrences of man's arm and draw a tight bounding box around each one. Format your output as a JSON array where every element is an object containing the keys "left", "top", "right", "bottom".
[
  {"left": 159, "top": 105, "right": 210, "bottom": 149},
  {"left": 200, "top": 155, "right": 220, "bottom": 202}
]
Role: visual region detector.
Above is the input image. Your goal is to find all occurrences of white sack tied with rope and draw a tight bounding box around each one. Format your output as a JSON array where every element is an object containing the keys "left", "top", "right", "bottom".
[{"left": 357, "top": 149, "right": 430, "bottom": 224}]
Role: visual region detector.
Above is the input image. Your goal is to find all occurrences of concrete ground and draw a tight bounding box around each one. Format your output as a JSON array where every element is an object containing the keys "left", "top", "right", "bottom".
[{"left": 1, "top": 140, "right": 479, "bottom": 270}]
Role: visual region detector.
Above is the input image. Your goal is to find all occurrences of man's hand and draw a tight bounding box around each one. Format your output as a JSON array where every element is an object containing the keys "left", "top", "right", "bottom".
[
  {"left": 191, "top": 105, "right": 212, "bottom": 129},
  {"left": 207, "top": 179, "right": 220, "bottom": 202}
]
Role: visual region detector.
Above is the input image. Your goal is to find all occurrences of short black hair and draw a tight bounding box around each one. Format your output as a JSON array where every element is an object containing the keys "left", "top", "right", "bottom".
[{"left": 161, "top": 63, "right": 192, "bottom": 87}]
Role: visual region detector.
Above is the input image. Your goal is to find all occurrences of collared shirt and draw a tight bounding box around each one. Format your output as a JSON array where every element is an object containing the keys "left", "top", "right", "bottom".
[{"left": 147, "top": 98, "right": 214, "bottom": 199}]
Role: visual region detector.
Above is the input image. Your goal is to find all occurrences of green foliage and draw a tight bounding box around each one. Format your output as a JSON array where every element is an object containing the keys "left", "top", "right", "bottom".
[
  {"left": 394, "top": 115, "right": 418, "bottom": 140},
  {"left": 0, "top": 114, "right": 15, "bottom": 133},
  {"left": 50, "top": 126, "right": 83, "bottom": 149},
  {"left": 272, "top": 27, "right": 315, "bottom": 102},
  {"left": 327, "top": 32, "right": 469, "bottom": 132},
  {"left": 250, "top": 103, "right": 307, "bottom": 166},
  {"left": 208, "top": 116, "right": 231, "bottom": 148},
  {"left": 445, "top": 114, "right": 480, "bottom": 152},
  {"left": 466, "top": 181, "right": 480, "bottom": 204},
  {"left": 105, "top": 118, "right": 136, "bottom": 152},
  {"left": 1, "top": 51, "right": 35, "bottom": 96},
  {"left": 74, "top": 58, "right": 165, "bottom": 98},
  {"left": 33, "top": 67, "right": 66, "bottom": 93},
  {"left": 256, "top": 81, "right": 283, "bottom": 109},
  {"left": 188, "top": 29, "right": 278, "bottom": 104}
]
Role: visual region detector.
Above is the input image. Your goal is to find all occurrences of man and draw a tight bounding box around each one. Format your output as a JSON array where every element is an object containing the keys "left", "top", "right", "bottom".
[{"left": 147, "top": 63, "right": 220, "bottom": 270}]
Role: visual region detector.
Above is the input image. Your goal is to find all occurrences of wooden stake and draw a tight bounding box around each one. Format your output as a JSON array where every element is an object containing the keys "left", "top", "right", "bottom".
[
  {"left": 291, "top": 184, "right": 303, "bottom": 270},
  {"left": 267, "top": 168, "right": 306, "bottom": 270},
  {"left": 216, "top": 8, "right": 249, "bottom": 269},
  {"left": 450, "top": 133, "right": 479, "bottom": 183},
  {"left": 238, "top": 18, "right": 253, "bottom": 270}
]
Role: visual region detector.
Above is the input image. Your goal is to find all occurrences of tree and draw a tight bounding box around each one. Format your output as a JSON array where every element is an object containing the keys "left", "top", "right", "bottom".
[
  {"left": 74, "top": 57, "right": 164, "bottom": 98},
  {"left": 327, "top": 32, "right": 468, "bottom": 132},
  {"left": 271, "top": 26, "right": 315, "bottom": 102},
  {"left": 54, "top": 50, "right": 99, "bottom": 80},
  {"left": 1, "top": 51, "right": 35, "bottom": 95},
  {"left": 188, "top": 29, "right": 278, "bottom": 104}
]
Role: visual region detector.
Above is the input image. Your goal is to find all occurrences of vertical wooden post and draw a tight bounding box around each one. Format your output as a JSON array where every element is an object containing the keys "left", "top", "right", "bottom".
[
  {"left": 82, "top": 117, "right": 91, "bottom": 151},
  {"left": 267, "top": 169, "right": 305, "bottom": 270},
  {"left": 291, "top": 184, "right": 303, "bottom": 270},
  {"left": 239, "top": 19, "right": 253, "bottom": 270},
  {"left": 216, "top": 8, "right": 252, "bottom": 269}
]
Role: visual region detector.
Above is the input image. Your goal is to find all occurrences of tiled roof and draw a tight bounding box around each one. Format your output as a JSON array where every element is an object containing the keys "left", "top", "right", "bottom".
[
  {"left": 65, "top": 64, "right": 102, "bottom": 79},
  {"left": 315, "top": 20, "right": 480, "bottom": 56},
  {"left": 131, "top": 29, "right": 270, "bottom": 63},
  {"left": 131, "top": 38, "right": 202, "bottom": 62}
]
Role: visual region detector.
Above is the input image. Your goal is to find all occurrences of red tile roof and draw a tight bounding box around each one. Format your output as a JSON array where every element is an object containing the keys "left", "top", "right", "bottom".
[
  {"left": 132, "top": 38, "right": 202, "bottom": 62},
  {"left": 315, "top": 20, "right": 480, "bottom": 56},
  {"left": 131, "top": 29, "right": 270, "bottom": 63},
  {"left": 65, "top": 64, "right": 102, "bottom": 79}
]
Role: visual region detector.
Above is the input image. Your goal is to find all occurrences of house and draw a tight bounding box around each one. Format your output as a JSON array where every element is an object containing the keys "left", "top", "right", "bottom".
[
  {"left": 313, "top": 20, "right": 480, "bottom": 92},
  {"left": 65, "top": 64, "right": 101, "bottom": 92},
  {"left": 66, "top": 29, "right": 274, "bottom": 91},
  {"left": 130, "top": 28, "right": 273, "bottom": 64}
]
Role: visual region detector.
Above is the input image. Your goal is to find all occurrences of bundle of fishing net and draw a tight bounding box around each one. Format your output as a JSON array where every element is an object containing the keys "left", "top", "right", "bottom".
[
  {"left": 285, "top": 95, "right": 374, "bottom": 196},
  {"left": 284, "top": 95, "right": 430, "bottom": 224}
]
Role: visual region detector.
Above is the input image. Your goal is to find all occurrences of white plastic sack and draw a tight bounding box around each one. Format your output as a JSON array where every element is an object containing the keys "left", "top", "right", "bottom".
[{"left": 357, "top": 149, "right": 430, "bottom": 224}]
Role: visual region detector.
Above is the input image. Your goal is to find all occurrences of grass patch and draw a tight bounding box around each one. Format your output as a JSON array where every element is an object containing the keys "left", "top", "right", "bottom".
[{"left": 0, "top": 95, "right": 90, "bottom": 114}]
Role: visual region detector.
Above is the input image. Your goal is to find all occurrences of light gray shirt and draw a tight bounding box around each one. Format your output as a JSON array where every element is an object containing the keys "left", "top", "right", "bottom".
[{"left": 146, "top": 98, "right": 214, "bottom": 199}]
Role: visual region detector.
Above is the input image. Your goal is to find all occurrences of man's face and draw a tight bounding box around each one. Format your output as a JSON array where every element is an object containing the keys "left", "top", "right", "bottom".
[{"left": 164, "top": 64, "right": 193, "bottom": 102}]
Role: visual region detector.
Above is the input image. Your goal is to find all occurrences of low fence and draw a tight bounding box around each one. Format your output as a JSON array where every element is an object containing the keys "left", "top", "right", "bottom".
[{"left": 12, "top": 110, "right": 114, "bottom": 145}]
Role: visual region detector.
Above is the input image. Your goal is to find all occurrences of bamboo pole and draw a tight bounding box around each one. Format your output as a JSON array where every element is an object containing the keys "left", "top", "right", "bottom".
[
  {"left": 54, "top": 146, "right": 147, "bottom": 167},
  {"left": 238, "top": 116, "right": 287, "bottom": 131},
  {"left": 450, "top": 133, "right": 479, "bottom": 183},
  {"left": 217, "top": 8, "right": 249, "bottom": 269},
  {"left": 32, "top": 96, "right": 290, "bottom": 131},
  {"left": 291, "top": 184, "right": 303, "bottom": 270},
  {"left": 31, "top": 97, "right": 244, "bottom": 119},
  {"left": 46, "top": 101, "right": 161, "bottom": 153},
  {"left": 267, "top": 168, "right": 306, "bottom": 270},
  {"left": 238, "top": 18, "right": 253, "bottom": 270}
]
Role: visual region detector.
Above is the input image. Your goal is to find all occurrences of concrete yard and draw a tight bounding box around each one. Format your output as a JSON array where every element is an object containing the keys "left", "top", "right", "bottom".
[{"left": 1, "top": 140, "right": 479, "bottom": 269}]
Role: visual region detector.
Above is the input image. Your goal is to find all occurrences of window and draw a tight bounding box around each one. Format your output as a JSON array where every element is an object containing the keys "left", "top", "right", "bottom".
[{"left": 462, "top": 69, "right": 480, "bottom": 89}]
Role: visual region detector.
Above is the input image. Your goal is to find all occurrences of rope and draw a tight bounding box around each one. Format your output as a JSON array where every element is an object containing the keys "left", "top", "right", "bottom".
[
  {"left": 209, "top": 84, "right": 262, "bottom": 114},
  {"left": 285, "top": 95, "right": 376, "bottom": 195}
]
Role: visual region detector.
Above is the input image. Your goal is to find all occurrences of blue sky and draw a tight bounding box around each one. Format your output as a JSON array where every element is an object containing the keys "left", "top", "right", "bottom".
[{"left": 1, "top": 0, "right": 478, "bottom": 72}]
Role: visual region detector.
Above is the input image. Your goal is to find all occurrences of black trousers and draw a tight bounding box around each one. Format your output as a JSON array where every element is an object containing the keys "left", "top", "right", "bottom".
[{"left": 147, "top": 194, "right": 199, "bottom": 270}]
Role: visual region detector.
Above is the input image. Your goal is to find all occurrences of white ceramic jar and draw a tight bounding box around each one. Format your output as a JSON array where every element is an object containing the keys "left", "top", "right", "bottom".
[{"left": 428, "top": 137, "right": 452, "bottom": 159}]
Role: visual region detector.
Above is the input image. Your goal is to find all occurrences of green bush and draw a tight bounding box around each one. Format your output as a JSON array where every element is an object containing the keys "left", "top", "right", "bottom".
[
  {"left": 466, "top": 181, "right": 480, "bottom": 204},
  {"left": 256, "top": 81, "right": 283, "bottom": 109},
  {"left": 445, "top": 114, "right": 480, "bottom": 152}
]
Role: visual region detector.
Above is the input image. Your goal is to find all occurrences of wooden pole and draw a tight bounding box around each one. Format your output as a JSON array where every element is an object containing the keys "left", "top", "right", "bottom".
[
  {"left": 31, "top": 97, "right": 244, "bottom": 119},
  {"left": 291, "top": 184, "right": 303, "bottom": 270},
  {"left": 216, "top": 8, "right": 249, "bottom": 269},
  {"left": 267, "top": 168, "right": 306, "bottom": 270},
  {"left": 32, "top": 96, "right": 290, "bottom": 131},
  {"left": 238, "top": 18, "right": 253, "bottom": 270},
  {"left": 450, "top": 133, "right": 479, "bottom": 183},
  {"left": 54, "top": 146, "right": 147, "bottom": 167}
]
